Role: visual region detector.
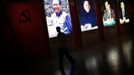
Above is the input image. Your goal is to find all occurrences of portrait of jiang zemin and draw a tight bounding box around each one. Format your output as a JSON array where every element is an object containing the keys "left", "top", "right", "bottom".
[{"left": 102, "top": 1, "right": 116, "bottom": 26}]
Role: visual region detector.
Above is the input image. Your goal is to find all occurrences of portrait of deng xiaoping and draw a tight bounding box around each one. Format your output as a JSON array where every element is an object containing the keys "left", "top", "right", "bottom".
[{"left": 77, "top": 0, "right": 98, "bottom": 32}]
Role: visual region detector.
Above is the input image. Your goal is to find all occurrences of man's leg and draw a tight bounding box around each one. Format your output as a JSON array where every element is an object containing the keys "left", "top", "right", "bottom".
[
  {"left": 59, "top": 49, "right": 66, "bottom": 75},
  {"left": 64, "top": 48, "right": 76, "bottom": 66}
]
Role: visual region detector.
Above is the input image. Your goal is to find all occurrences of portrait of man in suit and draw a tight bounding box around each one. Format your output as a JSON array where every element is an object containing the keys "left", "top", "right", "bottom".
[
  {"left": 102, "top": 1, "right": 116, "bottom": 26},
  {"left": 119, "top": 2, "right": 130, "bottom": 24}
]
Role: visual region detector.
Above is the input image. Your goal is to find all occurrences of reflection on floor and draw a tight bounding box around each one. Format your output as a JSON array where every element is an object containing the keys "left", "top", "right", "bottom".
[{"left": 5, "top": 34, "right": 134, "bottom": 75}]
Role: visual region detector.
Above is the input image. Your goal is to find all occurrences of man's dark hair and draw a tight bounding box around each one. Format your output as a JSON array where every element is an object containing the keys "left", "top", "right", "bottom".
[
  {"left": 58, "top": 0, "right": 62, "bottom": 5},
  {"left": 56, "top": 26, "right": 61, "bottom": 32},
  {"left": 53, "top": 0, "right": 62, "bottom": 5}
]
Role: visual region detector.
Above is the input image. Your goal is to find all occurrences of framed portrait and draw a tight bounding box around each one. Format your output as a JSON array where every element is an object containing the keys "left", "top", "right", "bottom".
[
  {"left": 100, "top": 0, "right": 116, "bottom": 26},
  {"left": 76, "top": 0, "right": 98, "bottom": 32},
  {"left": 117, "top": 0, "right": 130, "bottom": 24},
  {"left": 43, "top": 0, "right": 72, "bottom": 38}
]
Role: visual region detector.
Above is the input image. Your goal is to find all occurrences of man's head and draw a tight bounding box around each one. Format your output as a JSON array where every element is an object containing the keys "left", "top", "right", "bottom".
[
  {"left": 56, "top": 26, "right": 61, "bottom": 32},
  {"left": 83, "top": 0, "right": 90, "bottom": 13},
  {"left": 52, "top": 0, "right": 62, "bottom": 14},
  {"left": 120, "top": 2, "right": 125, "bottom": 10},
  {"left": 105, "top": 1, "right": 110, "bottom": 11}
]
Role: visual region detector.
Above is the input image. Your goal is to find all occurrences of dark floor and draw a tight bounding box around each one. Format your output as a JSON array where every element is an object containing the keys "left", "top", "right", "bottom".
[
  {"left": 1, "top": 32, "right": 134, "bottom": 75},
  {"left": 8, "top": 34, "right": 133, "bottom": 75}
]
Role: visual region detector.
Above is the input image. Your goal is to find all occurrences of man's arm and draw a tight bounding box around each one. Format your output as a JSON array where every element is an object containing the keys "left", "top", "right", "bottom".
[
  {"left": 64, "top": 15, "right": 72, "bottom": 34},
  {"left": 103, "top": 10, "right": 107, "bottom": 21}
]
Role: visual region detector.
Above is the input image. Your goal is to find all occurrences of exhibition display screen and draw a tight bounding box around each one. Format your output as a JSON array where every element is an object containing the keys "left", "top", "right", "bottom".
[
  {"left": 100, "top": 0, "right": 116, "bottom": 26},
  {"left": 44, "top": 0, "right": 72, "bottom": 38},
  {"left": 117, "top": 0, "right": 130, "bottom": 24},
  {"left": 76, "top": 0, "right": 98, "bottom": 32}
]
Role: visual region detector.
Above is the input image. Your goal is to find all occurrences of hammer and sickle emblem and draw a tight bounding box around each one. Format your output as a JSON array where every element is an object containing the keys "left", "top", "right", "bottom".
[{"left": 19, "top": 10, "right": 32, "bottom": 23}]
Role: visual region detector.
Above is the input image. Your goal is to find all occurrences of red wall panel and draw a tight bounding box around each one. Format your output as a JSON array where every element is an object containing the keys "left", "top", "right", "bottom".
[
  {"left": 69, "top": 0, "right": 82, "bottom": 50},
  {"left": 5, "top": 1, "right": 50, "bottom": 59}
]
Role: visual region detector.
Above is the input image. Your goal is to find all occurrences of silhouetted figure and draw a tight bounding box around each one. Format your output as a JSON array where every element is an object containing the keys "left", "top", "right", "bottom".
[{"left": 56, "top": 26, "right": 76, "bottom": 75}]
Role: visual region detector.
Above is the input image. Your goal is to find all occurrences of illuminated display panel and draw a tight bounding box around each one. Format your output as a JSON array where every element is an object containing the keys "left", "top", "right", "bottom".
[
  {"left": 100, "top": 0, "right": 116, "bottom": 26},
  {"left": 77, "top": 0, "right": 98, "bottom": 32},
  {"left": 117, "top": 0, "right": 130, "bottom": 24},
  {"left": 44, "top": 0, "right": 72, "bottom": 38}
]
